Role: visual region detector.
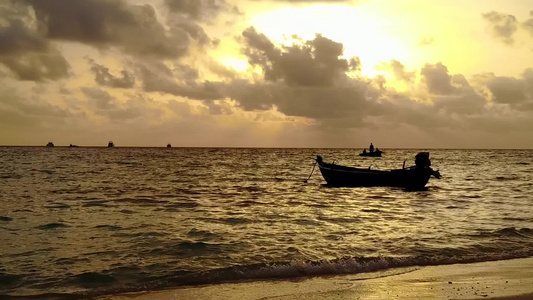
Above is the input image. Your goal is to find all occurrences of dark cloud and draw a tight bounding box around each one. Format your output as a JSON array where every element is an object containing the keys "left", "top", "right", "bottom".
[
  {"left": 88, "top": 59, "right": 135, "bottom": 88},
  {"left": 433, "top": 89, "right": 487, "bottom": 116},
  {"left": 81, "top": 87, "right": 118, "bottom": 110},
  {"left": 523, "top": 11, "right": 533, "bottom": 36},
  {"left": 168, "top": 19, "right": 210, "bottom": 45},
  {"left": 524, "top": 68, "right": 533, "bottom": 92},
  {"left": 137, "top": 60, "right": 222, "bottom": 100},
  {"left": 242, "top": 27, "right": 359, "bottom": 87},
  {"left": 377, "top": 60, "right": 415, "bottom": 82},
  {"left": 488, "top": 76, "right": 527, "bottom": 104},
  {"left": 0, "top": 6, "right": 70, "bottom": 81},
  {"left": 477, "top": 69, "right": 533, "bottom": 111},
  {"left": 223, "top": 31, "right": 496, "bottom": 131},
  {"left": 420, "top": 65, "right": 488, "bottom": 116},
  {"left": 394, "top": 61, "right": 413, "bottom": 81},
  {"left": 206, "top": 59, "right": 240, "bottom": 80},
  {"left": 124, "top": 27, "right": 532, "bottom": 139},
  {"left": 0, "top": 19, "right": 47, "bottom": 55},
  {"left": 421, "top": 63, "right": 455, "bottom": 95},
  {"left": 0, "top": 85, "right": 70, "bottom": 128},
  {"left": 197, "top": 28, "right": 381, "bottom": 127},
  {"left": 0, "top": 52, "right": 70, "bottom": 81},
  {"left": 24, "top": 0, "right": 203, "bottom": 58},
  {"left": 483, "top": 11, "right": 518, "bottom": 45},
  {"left": 106, "top": 92, "right": 164, "bottom": 120},
  {"left": 164, "top": 0, "right": 232, "bottom": 21},
  {"left": 223, "top": 81, "right": 377, "bottom": 121},
  {"left": 81, "top": 87, "right": 163, "bottom": 120}
]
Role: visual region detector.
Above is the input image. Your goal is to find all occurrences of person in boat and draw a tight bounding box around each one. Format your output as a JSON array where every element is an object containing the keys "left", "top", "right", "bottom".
[
  {"left": 362, "top": 149, "right": 367, "bottom": 154},
  {"left": 369, "top": 143, "right": 374, "bottom": 153}
]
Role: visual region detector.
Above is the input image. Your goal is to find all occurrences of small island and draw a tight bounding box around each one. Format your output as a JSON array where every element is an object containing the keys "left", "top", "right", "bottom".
[{"left": 46, "top": 142, "right": 54, "bottom": 147}]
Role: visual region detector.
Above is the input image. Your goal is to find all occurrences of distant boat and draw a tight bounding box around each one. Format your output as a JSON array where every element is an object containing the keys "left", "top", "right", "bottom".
[
  {"left": 46, "top": 142, "right": 54, "bottom": 147},
  {"left": 359, "top": 149, "right": 383, "bottom": 157},
  {"left": 108, "top": 141, "right": 114, "bottom": 148},
  {"left": 316, "top": 152, "right": 440, "bottom": 189},
  {"left": 167, "top": 143, "right": 172, "bottom": 148},
  {"left": 69, "top": 144, "right": 78, "bottom": 147}
]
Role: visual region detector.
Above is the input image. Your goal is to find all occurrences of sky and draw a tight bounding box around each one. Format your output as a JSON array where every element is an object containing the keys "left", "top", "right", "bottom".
[{"left": 1, "top": 0, "right": 533, "bottom": 148}]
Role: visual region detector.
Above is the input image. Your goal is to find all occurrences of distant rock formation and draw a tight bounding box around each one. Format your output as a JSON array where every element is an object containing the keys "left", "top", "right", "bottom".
[
  {"left": 108, "top": 141, "right": 114, "bottom": 147},
  {"left": 46, "top": 142, "right": 54, "bottom": 147}
]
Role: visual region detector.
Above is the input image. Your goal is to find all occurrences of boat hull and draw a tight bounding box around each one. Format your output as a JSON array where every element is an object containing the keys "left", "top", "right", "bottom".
[
  {"left": 359, "top": 151, "right": 382, "bottom": 157},
  {"left": 317, "top": 157, "right": 434, "bottom": 189}
]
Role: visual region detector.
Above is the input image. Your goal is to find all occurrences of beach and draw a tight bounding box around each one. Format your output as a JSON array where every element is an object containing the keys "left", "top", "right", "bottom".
[{"left": 101, "top": 257, "right": 533, "bottom": 300}]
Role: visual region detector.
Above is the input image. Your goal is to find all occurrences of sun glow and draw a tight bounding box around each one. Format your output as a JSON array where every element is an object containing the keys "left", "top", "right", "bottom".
[
  {"left": 248, "top": 4, "right": 413, "bottom": 78},
  {"left": 218, "top": 56, "right": 249, "bottom": 73}
]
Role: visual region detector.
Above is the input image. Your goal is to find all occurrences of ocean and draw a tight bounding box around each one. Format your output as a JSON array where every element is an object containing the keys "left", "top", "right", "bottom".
[{"left": 1, "top": 147, "right": 532, "bottom": 299}]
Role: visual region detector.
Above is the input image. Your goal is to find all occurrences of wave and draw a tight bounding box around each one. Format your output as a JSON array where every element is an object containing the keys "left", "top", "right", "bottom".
[
  {"left": 495, "top": 175, "right": 520, "bottom": 181},
  {"left": 35, "top": 223, "right": 69, "bottom": 230},
  {"left": 6, "top": 247, "right": 533, "bottom": 299},
  {"left": 94, "top": 225, "right": 122, "bottom": 231},
  {"left": 68, "top": 272, "right": 118, "bottom": 289},
  {"left": 4, "top": 228, "right": 533, "bottom": 299},
  {"left": 470, "top": 227, "right": 533, "bottom": 239},
  {"left": 187, "top": 228, "right": 219, "bottom": 240}
]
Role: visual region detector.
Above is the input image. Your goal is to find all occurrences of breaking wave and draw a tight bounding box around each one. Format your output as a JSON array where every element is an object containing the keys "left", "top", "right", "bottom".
[{"left": 3, "top": 239, "right": 533, "bottom": 299}]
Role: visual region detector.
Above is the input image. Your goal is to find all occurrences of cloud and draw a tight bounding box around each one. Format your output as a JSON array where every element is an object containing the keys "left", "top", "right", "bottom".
[
  {"left": 164, "top": 0, "right": 233, "bottom": 21},
  {"left": 488, "top": 76, "right": 526, "bottom": 104},
  {"left": 88, "top": 59, "right": 135, "bottom": 88},
  {"left": 433, "top": 87, "right": 487, "bottom": 116},
  {"left": 242, "top": 27, "right": 359, "bottom": 86},
  {"left": 0, "top": 52, "right": 70, "bottom": 81},
  {"left": 483, "top": 11, "right": 518, "bottom": 45},
  {"left": 81, "top": 87, "right": 164, "bottom": 120},
  {"left": 376, "top": 60, "right": 415, "bottom": 82},
  {"left": 24, "top": 0, "right": 206, "bottom": 59},
  {"left": 206, "top": 59, "right": 240, "bottom": 80},
  {"left": 223, "top": 81, "right": 377, "bottom": 121},
  {"left": 0, "top": 84, "right": 70, "bottom": 128},
  {"left": 523, "top": 11, "right": 533, "bottom": 36},
  {"left": 230, "top": 29, "right": 523, "bottom": 138},
  {"left": 137, "top": 60, "right": 222, "bottom": 100},
  {"left": 421, "top": 63, "right": 458, "bottom": 95},
  {"left": 487, "top": 69, "right": 533, "bottom": 110},
  {"left": 223, "top": 30, "right": 510, "bottom": 133},
  {"left": 2, "top": 7, "right": 533, "bottom": 149},
  {"left": 81, "top": 87, "right": 118, "bottom": 110},
  {"left": 0, "top": 7, "right": 70, "bottom": 81}
]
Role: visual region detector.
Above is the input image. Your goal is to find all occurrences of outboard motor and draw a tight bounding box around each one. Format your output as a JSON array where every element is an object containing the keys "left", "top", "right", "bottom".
[{"left": 415, "top": 152, "right": 431, "bottom": 168}]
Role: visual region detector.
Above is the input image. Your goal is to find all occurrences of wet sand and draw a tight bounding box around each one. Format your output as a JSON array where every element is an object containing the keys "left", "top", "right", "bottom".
[{"left": 100, "top": 257, "right": 533, "bottom": 300}]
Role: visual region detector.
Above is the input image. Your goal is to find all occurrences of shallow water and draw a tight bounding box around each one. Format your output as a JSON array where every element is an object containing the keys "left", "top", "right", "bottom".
[{"left": 1, "top": 147, "right": 532, "bottom": 298}]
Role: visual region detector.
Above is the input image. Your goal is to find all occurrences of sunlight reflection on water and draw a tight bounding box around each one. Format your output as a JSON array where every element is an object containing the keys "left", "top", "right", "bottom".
[{"left": 0, "top": 147, "right": 532, "bottom": 296}]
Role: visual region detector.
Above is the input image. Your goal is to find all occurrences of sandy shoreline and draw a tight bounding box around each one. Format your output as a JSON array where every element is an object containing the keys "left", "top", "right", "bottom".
[{"left": 100, "top": 257, "right": 533, "bottom": 300}]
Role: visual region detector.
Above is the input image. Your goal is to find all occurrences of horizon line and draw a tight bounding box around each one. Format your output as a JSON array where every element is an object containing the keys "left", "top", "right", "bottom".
[{"left": 1, "top": 145, "right": 533, "bottom": 150}]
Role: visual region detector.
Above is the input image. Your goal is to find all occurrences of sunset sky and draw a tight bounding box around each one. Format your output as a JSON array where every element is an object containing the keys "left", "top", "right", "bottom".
[{"left": 1, "top": 0, "right": 532, "bottom": 148}]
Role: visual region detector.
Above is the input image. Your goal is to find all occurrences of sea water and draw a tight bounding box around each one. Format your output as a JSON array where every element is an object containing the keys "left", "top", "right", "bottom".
[{"left": 1, "top": 147, "right": 532, "bottom": 298}]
